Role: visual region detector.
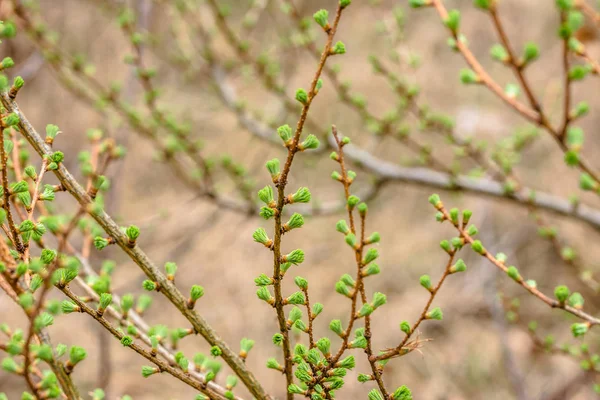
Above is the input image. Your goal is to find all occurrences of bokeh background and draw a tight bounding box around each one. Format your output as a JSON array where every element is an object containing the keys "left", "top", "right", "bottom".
[{"left": 2, "top": 0, "right": 600, "bottom": 399}]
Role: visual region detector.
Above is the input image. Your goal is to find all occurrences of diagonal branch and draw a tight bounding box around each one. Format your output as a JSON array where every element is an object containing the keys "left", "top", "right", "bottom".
[{"left": 0, "top": 92, "right": 271, "bottom": 400}]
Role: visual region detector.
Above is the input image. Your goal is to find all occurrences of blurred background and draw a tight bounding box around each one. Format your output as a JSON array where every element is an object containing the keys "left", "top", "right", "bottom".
[{"left": 2, "top": 0, "right": 600, "bottom": 399}]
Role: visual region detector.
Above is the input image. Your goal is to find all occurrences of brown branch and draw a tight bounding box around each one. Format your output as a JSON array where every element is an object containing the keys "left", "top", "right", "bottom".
[
  {"left": 429, "top": 0, "right": 600, "bottom": 186},
  {"left": 437, "top": 203, "right": 600, "bottom": 326},
  {"left": 60, "top": 286, "right": 227, "bottom": 400},
  {"left": 329, "top": 126, "right": 388, "bottom": 396}
]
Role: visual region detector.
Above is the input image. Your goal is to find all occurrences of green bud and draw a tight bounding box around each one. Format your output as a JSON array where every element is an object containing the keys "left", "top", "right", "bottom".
[
  {"left": 316, "top": 337, "right": 331, "bottom": 356},
  {"left": 125, "top": 225, "right": 140, "bottom": 243},
  {"left": 259, "top": 207, "right": 276, "bottom": 220},
  {"left": 358, "top": 303, "right": 374, "bottom": 317},
  {"left": 572, "top": 101, "right": 589, "bottom": 119},
  {"left": 336, "top": 355, "right": 355, "bottom": 369},
  {"left": 428, "top": 193, "right": 442, "bottom": 209},
  {"left": 449, "top": 208, "right": 459, "bottom": 224},
  {"left": 444, "top": 9, "right": 461, "bottom": 33},
  {"left": 366, "top": 232, "right": 380, "bottom": 244},
  {"left": 315, "top": 78, "right": 323, "bottom": 92},
  {"left": 426, "top": 307, "right": 443, "bottom": 320},
  {"left": 69, "top": 346, "right": 87, "bottom": 366},
  {"left": 400, "top": 321, "right": 411, "bottom": 334},
  {"left": 345, "top": 233, "right": 358, "bottom": 249},
  {"left": 490, "top": 44, "right": 508, "bottom": 62},
  {"left": 13, "top": 76, "right": 24, "bottom": 90},
  {"left": 579, "top": 173, "right": 598, "bottom": 191},
  {"left": 571, "top": 322, "right": 588, "bottom": 337},
  {"left": 265, "top": 158, "right": 280, "bottom": 181},
  {"left": 299, "top": 134, "right": 320, "bottom": 151},
  {"left": 392, "top": 385, "right": 412, "bottom": 400},
  {"left": 331, "top": 41, "right": 346, "bottom": 55},
  {"left": 312, "top": 303, "right": 324, "bottom": 317},
  {"left": 284, "top": 213, "right": 304, "bottom": 231},
  {"left": 362, "top": 248, "right": 378, "bottom": 265},
  {"left": 372, "top": 292, "right": 386, "bottom": 308},
  {"left": 349, "top": 335, "right": 368, "bottom": 349},
  {"left": 288, "top": 384, "right": 306, "bottom": 395},
  {"left": 141, "top": 365, "right": 159, "bottom": 378},
  {"left": 471, "top": 240, "right": 486, "bottom": 254},
  {"left": 190, "top": 285, "right": 204, "bottom": 301},
  {"left": 258, "top": 185, "right": 274, "bottom": 205},
  {"left": 142, "top": 280, "right": 158, "bottom": 291},
  {"left": 357, "top": 202, "right": 368, "bottom": 216},
  {"left": 554, "top": 285, "right": 570, "bottom": 303},
  {"left": 120, "top": 336, "right": 133, "bottom": 347},
  {"left": 460, "top": 69, "right": 480, "bottom": 84},
  {"left": 254, "top": 274, "right": 272, "bottom": 286},
  {"left": 294, "top": 276, "right": 308, "bottom": 290},
  {"left": 253, "top": 228, "right": 272, "bottom": 247},
  {"left": 450, "top": 259, "right": 467, "bottom": 273},
  {"left": 164, "top": 262, "right": 177, "bottom": 280},
  {"left": 285, "top": 291, "right": 306, "bottom": 305},
  {"left": 121, "top": 294, "right": 134, "bottom": 314},
  {"left": 336, "top": 220, "right": 350, "bottom": 234},
  {"left": 569, "top": 64, "right": 592, "bottom": 81},
  {"left": 465, "top": 224, "right": 478, "bottom": 236},
  {"left": 266, "top": 357, "right": 282, "bottom": 371},
  {"left": 288, "top": 307, "right": 302, "bottom": 324},
  {"left": 295, "top": 88, "right": 308, "bottom": 104},
  {"left": 340, "top": 0, "right": 351, "bottom": 8},
  {"left": 40, "top": 249, "right": 56, "bottom": 265},
  {"left": 335, "top": 281, "right": 351, "bottom": 297},
  {"left": 94, "top": 237, "right": 110, "bottom": 250},
  {"left": 313, "top": 9, "right": 329, "bottom": 29},
  {"left": 440, "top": 240, "right": 452, "bottom": 254},
  {"left": 18, "top": 220, "right": 34, "bottom": 233},
  {"left": 277, "top": 124, "right": 293, "bottom": 144},
  {"left": 289, "top": 187, "right": 311, "bottom": 203},
  {"left": 419, "top": 275, "right": 432, "bottom": 291},
  {"left": 0, "top": 57, "right": 13, "bottom": 70},
  {"left": 10, "top": 180, "right": 28, "bottom": 194},
  {"left": 240, "top": 338, "right": 255, "bottom": 356},
  {"left": 1, "top": 357, "right": 21, "bottom": 374},
  {"left": 329, "top": 319, "right": 344, "bottom": 336},
  {"left": 409, "top": 0, "right": 432, "bottom": 7},
  {"left": 24, "top": 166, "right": 36, "bottom": 180},
  {"left": 50, "top": 151, "right": 64, "bottom": 163},
  {"left": 522, "top": 42, "right": 539, "bottom": 64},
  {"left": 282, "top": 249, "right": 304, "bottom": 265},
  {"left": 45, "top": 124, "right": 60, "bottom": 141},
  {"left": 0, "top": 113, "right": 18, "bottom": 127},
  {"left": 496, "top": 252, "right": 507, "bottom": 263},
  {"left": 98, "top": 293, "right": 112, "bottom": 310},
  {"left": 256, "top": 286, "right": 274, "bottom": 305},
  {"left": 506, "top": 266, "right": 521, "bottom": 281},
  {"left": 568, "top": 292, "right": 584, "bottom": 309},
  {"left": 347, "top": 195, "right": 360, "bottom": 208},
  {"left": 210, "top": 346, "right": 222, "bottom": 357}
]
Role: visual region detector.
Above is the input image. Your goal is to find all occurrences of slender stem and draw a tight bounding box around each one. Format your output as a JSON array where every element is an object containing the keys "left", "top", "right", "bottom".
[
  {"left": 269, "top": 7, "right": 346, "bottom": 397},
  {"left": 438, "top": 204, "right": 600, "bottom": 325},
  {"left": 0, "top": 123, "right": 23, "bottom": 253},
  {"left": 329, "top": 126, "right": 388, "bottom": 397},
  {"left": 372, "top": 254, "right": 455, "bottom": 362}
]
